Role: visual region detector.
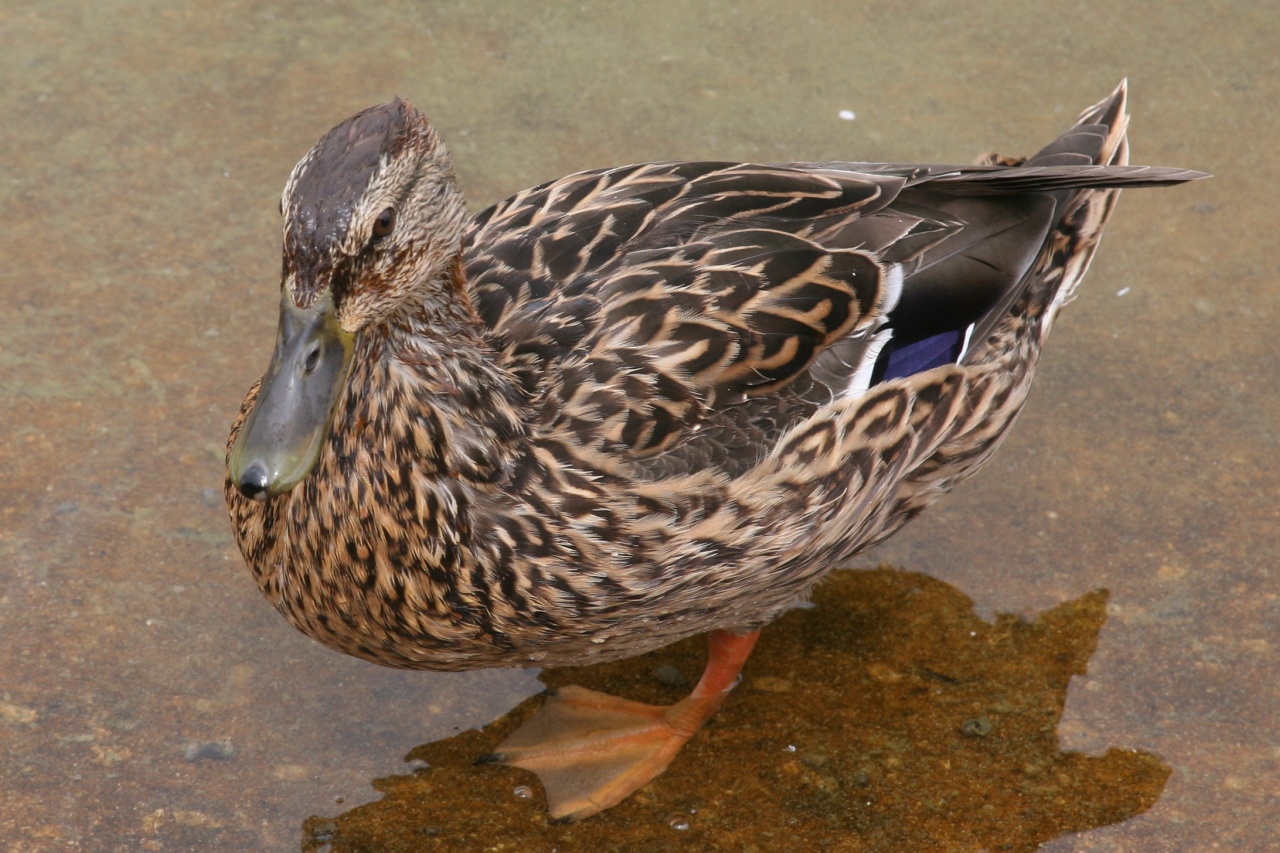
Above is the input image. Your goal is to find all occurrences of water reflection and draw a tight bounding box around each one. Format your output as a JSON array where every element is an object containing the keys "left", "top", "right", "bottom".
[{"left": 302, "top": 569, "right": 1168, "bottom": 851}]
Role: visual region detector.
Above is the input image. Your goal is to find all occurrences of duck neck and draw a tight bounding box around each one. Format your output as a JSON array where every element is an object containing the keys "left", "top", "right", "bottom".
[{"left": 346, "top": 257, "right": 531, "bottom": 486}]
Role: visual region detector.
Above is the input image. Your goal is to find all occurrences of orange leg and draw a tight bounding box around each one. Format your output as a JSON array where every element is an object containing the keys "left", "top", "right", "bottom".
[{"left": 480, "top": 629, "right": 761, "bottom": 821}]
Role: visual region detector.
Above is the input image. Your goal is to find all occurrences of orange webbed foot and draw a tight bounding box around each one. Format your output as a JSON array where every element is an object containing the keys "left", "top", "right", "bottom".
[{"left": 479, "top": 629, "right": 761, "bottom": 820}]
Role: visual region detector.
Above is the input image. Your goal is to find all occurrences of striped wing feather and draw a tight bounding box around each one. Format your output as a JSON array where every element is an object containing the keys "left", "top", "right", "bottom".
[{"left": 467, "top": 163, "right": 898, "bottom": 457}]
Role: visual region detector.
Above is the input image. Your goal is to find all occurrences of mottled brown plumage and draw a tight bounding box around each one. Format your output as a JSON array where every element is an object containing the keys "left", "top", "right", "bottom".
[{"left": 226, "top": 82, "right": 1204, "bottom": 818}]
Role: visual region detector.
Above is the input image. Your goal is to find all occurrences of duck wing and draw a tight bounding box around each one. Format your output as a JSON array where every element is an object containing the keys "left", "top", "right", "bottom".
[
  {"left": 464, "top": 107, "right": 1203, "bottom": 464},
  {"left": 466, "top": 162, "right": 905, "bottom": 457}
]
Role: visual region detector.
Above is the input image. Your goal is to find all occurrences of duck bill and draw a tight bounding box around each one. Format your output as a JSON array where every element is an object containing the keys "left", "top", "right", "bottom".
[{"left": 229, "top": 289, "right": 355, "bottom": 500}]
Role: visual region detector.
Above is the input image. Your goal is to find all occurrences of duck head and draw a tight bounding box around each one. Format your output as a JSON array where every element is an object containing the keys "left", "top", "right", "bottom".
[{"left": 229, "top": 99, "right": 468, "bottom": 500}]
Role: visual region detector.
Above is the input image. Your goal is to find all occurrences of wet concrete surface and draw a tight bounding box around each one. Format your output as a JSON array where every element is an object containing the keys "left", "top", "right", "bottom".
[{"left": 1, "top": 1, "right": 1273, "bottom": 850}]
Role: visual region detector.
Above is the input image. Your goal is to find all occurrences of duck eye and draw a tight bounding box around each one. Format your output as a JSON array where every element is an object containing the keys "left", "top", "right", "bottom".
[{"left": 371, "top": 207, "right": 396, "bottom": 243}]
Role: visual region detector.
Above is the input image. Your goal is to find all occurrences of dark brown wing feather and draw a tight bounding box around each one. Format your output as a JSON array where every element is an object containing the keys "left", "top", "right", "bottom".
[{"left": 466, "top": 163, "right": 901, "bottom": 457}]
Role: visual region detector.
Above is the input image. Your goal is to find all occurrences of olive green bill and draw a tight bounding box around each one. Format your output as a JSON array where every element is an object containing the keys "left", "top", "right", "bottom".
[{"left": 229, "top": 289, "right": 355, "bottom": 500}]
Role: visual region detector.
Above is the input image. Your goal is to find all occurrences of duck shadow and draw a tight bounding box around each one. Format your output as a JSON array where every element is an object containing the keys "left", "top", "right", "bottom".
[{"left": 302, "top": 568, "right": 1169, "bottom": 852}]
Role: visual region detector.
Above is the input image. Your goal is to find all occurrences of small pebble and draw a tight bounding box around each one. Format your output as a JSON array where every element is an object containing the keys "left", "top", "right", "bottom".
[
  {"left": 307, "top": 818, "right": 337, "bottom": 843},
  {"left": 959, "top": 717, "right": 994, "bottom": 738},
  {"left": 181, "top": 739, "right": 238, "bottom": 761},
  {"left": 848, "top": 769, "right": 872, "bottom": 788},
  {"left": 652, "top": 663, "right": 688, "bottom": 688}
]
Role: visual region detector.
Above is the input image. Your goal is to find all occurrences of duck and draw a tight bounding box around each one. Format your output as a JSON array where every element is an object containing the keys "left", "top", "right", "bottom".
[{"left": 226, "top": 80, "right": 1204, "bottom": 821}]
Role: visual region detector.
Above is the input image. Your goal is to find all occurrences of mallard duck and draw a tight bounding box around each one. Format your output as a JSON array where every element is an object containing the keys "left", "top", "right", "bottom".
[{"left": 226, "top": 81, "right": 1204, "bottom": 820}]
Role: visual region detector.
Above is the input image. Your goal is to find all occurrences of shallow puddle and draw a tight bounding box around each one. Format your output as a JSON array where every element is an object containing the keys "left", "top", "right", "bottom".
[{"left": 305, "top": 570, "right": 1170, "bottom": 852}]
